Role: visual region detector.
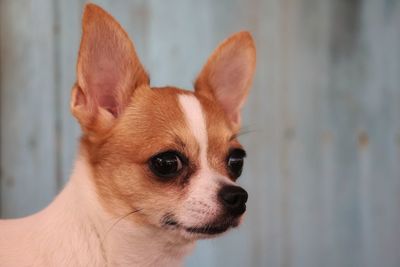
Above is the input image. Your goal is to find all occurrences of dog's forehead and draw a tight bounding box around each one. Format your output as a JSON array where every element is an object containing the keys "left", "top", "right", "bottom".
[
  {"left": 177, "top": 92, "right": 233, "bottom": 154},
  {"left": 120, "top": 87, "right": 235, "bottom": 166},
  {"left": 177, "top": 92, "right": 236, "bottom": 179}
]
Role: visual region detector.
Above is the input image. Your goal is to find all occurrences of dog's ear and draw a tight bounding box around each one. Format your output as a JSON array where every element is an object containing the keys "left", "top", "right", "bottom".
[
  {"left": 195, "top": 32, "right": 256, "bottom": 130},
  {"left": 71, "top": 4, "right": 149, "bottom": 136}
]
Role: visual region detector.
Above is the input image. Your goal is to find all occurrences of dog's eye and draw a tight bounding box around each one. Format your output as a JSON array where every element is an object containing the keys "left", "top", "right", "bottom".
[
  {"left": 227, "top": 149, "right": 246, "bottom": 178},
  {"left": 149, "top": 151, "right": 184, "bottom": 179}
]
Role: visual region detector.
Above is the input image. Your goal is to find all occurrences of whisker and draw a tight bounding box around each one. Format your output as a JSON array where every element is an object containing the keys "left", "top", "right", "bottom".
[
  {"left": 101, "top": 208, "right": 143, "bottom": 244},
  {"left": 237, "top": 128, "right": 258, "bottom": 137}
]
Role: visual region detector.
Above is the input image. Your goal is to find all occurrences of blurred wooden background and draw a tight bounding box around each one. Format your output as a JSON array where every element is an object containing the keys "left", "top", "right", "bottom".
[{"left": 1, "top": 0, "right": 399, "bottom": 266}]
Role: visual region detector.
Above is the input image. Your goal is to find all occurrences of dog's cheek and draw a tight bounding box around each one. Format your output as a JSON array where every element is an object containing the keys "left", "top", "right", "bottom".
[{"left": 110, "top": 165, "right": 189, "bottom": 224}]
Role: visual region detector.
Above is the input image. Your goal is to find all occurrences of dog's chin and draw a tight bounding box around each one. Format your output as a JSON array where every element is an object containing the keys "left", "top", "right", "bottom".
[{"left": 162, "top": 216, "right": 242, "bottom": 240}]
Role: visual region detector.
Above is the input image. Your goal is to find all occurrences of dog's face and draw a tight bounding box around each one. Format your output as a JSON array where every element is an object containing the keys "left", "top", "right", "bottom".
[{"left": 71, "top": 5, "right": 256, "bottom": 240}]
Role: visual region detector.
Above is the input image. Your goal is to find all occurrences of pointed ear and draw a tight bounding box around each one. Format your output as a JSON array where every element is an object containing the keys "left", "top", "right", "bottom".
[
  {"left": 71, "top": 4, "right": 149, "bottom": 135},
  {"left": 195, "top": 31, "right": 256, "bottom": 130}
]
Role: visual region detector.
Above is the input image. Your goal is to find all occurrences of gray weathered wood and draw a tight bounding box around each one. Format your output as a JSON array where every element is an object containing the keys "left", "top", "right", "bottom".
[
  {"left": 1, "top": 0, "right": 399, "bottom": 266},
  {"left": 55, "top": 0, "right": 84, "bottom": 185},
  {"left": 0, "top": 0, "right": 58, "bottom": 218}
]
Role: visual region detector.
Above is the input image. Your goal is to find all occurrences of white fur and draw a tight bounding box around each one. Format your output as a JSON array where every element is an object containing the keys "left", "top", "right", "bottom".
[
  {"left": 0, "top": 155, "right": 194, "bottom": 267},
  {"left": 178, "top": 95, "right": 233, "bottom": 229},
  {"left": 178, "top": 94, "right": 208, "bottom": 167}
]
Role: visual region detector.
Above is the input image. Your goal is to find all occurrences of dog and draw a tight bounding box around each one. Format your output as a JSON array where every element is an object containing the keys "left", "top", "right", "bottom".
[{"left": 0, "top": 4, "right": 256, "bottom": 266}]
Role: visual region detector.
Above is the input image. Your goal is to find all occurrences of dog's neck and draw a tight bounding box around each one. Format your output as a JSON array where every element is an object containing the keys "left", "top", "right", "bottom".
[{"left": 35, "top": 153, "right": 195, "bottom": 267}]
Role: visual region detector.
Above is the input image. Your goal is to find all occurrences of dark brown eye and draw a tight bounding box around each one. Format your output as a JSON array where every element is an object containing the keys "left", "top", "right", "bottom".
[
  {"left": 227, "top": 149, "right": 246, "bottom": 178},
  {"left": 149, "top": 151, "right": 185, "bottom": 179}
]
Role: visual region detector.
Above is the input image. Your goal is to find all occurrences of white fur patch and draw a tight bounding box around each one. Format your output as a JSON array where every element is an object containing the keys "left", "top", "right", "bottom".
[
  {"left": 178, "top": 94, "right": 218, "bottom": 228},
  {"left": 178, "top": 94, "right": 208, "bottom": 167}
]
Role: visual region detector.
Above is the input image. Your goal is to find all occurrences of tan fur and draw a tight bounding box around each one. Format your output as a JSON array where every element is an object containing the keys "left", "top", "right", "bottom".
[{"left": 85, "top": 87, "right": 198, "bottom": 226}]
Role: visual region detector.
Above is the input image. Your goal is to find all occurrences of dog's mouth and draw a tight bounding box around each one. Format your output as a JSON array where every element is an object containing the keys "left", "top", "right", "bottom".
[
  {"left": 161, "top": 213, "right": 239, "bottom": 235},
  {"left": 185, "top": 223, "right": 231, "bottom": 235}
]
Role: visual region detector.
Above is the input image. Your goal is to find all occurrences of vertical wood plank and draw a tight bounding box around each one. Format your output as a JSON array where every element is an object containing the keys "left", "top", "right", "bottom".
[
  {"left": 285, "top": 1, "right": 333, "bottom": 267},
  {"left": 358, "top": 1, "right": 400, "bottom": 266},
  {"left": 146, "top": 0, "right": 215, "bottom": 89},
  {"left": 55, "top": 0, "right": 84, "bottom": 186},
  {"left": 0, "top": 0, "right": 57, "bottom": 217},
  {"left": 325, "top": 1, "right": 365, "bottom": 266}
]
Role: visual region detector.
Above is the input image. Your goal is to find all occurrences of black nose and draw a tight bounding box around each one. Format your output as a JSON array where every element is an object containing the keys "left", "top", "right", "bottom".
[{"left": 218, "top": 186, "right": 248, "bottom": 216}]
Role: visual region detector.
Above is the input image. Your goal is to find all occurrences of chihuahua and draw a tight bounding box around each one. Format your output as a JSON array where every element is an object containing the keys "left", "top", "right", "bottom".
[{"left": 0, "top": 4, "right": 256, "bottom": 267}]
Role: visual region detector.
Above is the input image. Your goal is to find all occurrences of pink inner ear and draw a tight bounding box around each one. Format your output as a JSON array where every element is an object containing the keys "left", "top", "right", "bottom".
[
  {"left": 211, "top": 52, "right": 253, "bottom": 124},
  {"left": 87, "top": 57, "right": 123, "bottom": 117},
  {"left": 79, "top": 38, "right": 130, "bottom": 118},
  {"left": 97, "top": 91, "right": 119, "bottom": 117}
]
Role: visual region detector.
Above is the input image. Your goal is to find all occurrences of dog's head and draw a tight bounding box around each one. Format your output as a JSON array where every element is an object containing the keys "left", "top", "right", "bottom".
[{"left": 71, "top": 4, "right": 256, "bottom": 240}]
